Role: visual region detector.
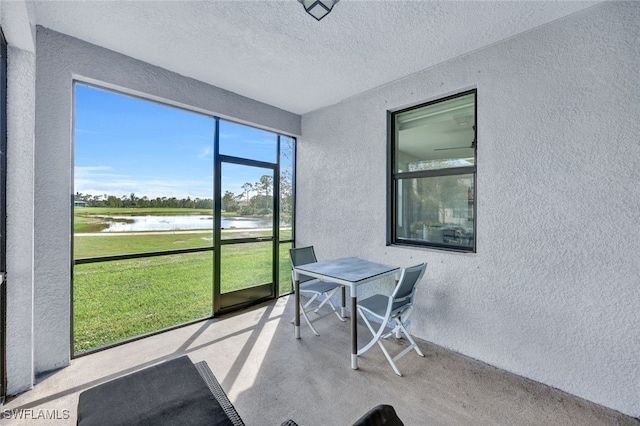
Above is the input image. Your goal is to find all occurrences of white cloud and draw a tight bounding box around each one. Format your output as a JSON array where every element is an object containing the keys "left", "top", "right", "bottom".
[
  {"left": 198, "top": 146, "right": 213, "bottom": 158},
  {"left": 74, "top": 166, "right": 213, "bottom": 199}
]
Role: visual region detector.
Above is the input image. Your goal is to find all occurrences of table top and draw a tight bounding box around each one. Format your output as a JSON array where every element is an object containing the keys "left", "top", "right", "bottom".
[{"left": 294, "top": 257, "right": 399, "bottom": 284}]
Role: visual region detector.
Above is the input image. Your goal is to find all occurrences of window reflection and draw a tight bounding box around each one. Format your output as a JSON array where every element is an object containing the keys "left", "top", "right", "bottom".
[
  {"left": 397, "top": 175, "right": 474, "bottom": 247},
  {"left": 395, "top": 92, "right": 475, "bottom": 172}
]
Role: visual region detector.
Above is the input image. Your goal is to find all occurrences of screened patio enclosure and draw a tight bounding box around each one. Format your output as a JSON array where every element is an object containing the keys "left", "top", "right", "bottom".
[
  {"left": 2, "top": 1, "right": 638, "bottom": 419},
  {"left": 72, "top": 83, "right": 295, "bottom": 354}
]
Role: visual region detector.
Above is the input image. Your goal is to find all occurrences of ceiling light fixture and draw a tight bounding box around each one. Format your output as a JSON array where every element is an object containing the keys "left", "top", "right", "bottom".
[{"left": 299, "top": 0, "right": 339, "bottom": 21}]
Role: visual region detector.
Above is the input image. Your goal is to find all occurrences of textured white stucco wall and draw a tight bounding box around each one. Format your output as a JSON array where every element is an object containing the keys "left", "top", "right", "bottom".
[
  {"left": 2, "top": 0, "right": 38, "bottom": 396},
  {"left": 298, "top": 1, "right": 639, "bottom": 418},
  {"left": 31, "top": 27, "right": 300, "bottom": 376},
  {"left": 5, "top": 46, "right": 36, "bottom": 395}
]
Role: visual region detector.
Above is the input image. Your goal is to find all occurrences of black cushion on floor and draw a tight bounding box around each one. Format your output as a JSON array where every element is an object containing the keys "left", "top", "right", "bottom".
[
  {"left": 351, "top": 404, "right": 404, "bottom": 426},
  {"left": 77, "top": 356, "right": 234, "bottom": 426}
]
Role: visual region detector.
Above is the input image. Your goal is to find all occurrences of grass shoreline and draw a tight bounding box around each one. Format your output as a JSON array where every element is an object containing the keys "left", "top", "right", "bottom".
[{"left": 74, "top": 206, "right": 276, "bottom": 233}]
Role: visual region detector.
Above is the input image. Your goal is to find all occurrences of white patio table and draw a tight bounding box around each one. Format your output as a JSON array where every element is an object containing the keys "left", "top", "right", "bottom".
[{"left": 293, "top": 257, "right": 400, "bottom": 369}]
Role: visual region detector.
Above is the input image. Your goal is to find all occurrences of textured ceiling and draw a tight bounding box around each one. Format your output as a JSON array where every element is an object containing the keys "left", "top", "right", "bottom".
[{"left": 33, "top": 0, "right": 601, "bottom": 115}]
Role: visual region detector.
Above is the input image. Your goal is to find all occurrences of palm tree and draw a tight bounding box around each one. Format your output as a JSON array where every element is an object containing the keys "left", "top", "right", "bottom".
[{"left": 241, "top": 182, "right": 253, "bottom": 204}]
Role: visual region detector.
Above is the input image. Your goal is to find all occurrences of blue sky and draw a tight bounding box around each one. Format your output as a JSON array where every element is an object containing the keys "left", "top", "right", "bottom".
[{"left": 74, "top": 84, "right": 289, "bottom": 200}]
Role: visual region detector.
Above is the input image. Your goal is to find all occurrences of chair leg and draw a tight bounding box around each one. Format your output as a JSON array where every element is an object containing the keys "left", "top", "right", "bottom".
[
  {"left": 332, "top": 307, "right": 347, "bottom": 322},
  {"left": 290, "top": 293, "right": 320, "bottom": 323},
  {"left": 396, "top": 321, "right": 424, "bottom": 357},
  {"left": 360, "top": 313, "right": 403, "bottom": 376},
  {"left": 385, "top": 308, "right": 424, "bottom": 356},
  {"left": 358, "top": 310, "right": 425, "bottom": 376},
  {"left": 313, "top": 288, "right": 346, "bottom": 322},
  {"left": 313, "top": 288, "right": 335, "bottom": 309},
  {"left": 314, "top": 287, "right": 338, "bottom": 311},
  {"left": 303, "top": 294, "right": 320, "bottom": 310},
  {"left": 357, "top": 308, "right": 389, "bottom": 355},
  {"left": 376, "top": 338, "right": 403, "bottom": 376},
  {"left": 325, "top": 297, "right": 346, "bottom": 322},
  {"left": 291, "top": 288, "right": 347, "bottom": 335},
  {"left": 291, "top": 294, "right": 321, "bottom": 336},
  {"left": 300, "top": 303, "right": 320, "bottom": 336}
]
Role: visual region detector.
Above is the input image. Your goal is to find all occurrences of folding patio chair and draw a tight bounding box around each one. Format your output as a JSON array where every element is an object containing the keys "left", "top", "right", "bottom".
[
  {"left": 289, "top": 246, "right": 345, "bottom": 336},
  {"left": 356, "top": 263, "right": 427, "bottom": 376}
]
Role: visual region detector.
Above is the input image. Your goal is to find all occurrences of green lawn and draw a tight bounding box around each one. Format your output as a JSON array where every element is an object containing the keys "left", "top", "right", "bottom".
[
  {"left": 75, "top": 232, "right": 214, "bottom": 259},
  {"left": 74, "top": 245, "right": 293, "bottom": 354},
  {"left": 74, "top": 230, "right": 291, "bottom": 259},
  {"left": 73, "top": 208, "right": 294, "bottom": 354},
  {"left": 74, "top": 252, "right": 214, "bottom": 353}
]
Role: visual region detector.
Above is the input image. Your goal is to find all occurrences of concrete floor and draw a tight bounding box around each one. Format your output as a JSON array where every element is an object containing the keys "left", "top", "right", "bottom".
[{"left": 2, "top": 296, "right": 638, "bottom": 425}]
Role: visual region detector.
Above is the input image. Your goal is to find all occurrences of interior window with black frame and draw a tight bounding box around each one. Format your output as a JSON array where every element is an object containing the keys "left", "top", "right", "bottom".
[{"left": 390, "top": 90, "right": 476, "bottom": 251}]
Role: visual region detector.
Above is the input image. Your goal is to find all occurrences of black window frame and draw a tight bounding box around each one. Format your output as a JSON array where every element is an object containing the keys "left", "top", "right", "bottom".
[
  {"left": 0, "top": 28, "right": 6, "bottom": 399},
  {"left": 388, "top": 89, "right": 477, "bottom": 253},
  {"left": 71, "top": 82, "right": 297, "bottom": 356}
]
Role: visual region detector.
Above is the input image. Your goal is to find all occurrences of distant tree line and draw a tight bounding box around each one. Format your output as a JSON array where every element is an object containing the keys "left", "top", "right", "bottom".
[
  {"left": 74, "top": 192, "right": 214, "bottom": 209},
  {"left": 75, "top": 171, "right": 292, "bottom": 221}
]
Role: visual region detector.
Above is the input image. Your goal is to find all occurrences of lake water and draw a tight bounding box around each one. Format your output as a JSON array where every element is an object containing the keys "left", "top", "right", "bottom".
[{"left": 100, "top": 215, "right": 271, "bottom": 232}]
